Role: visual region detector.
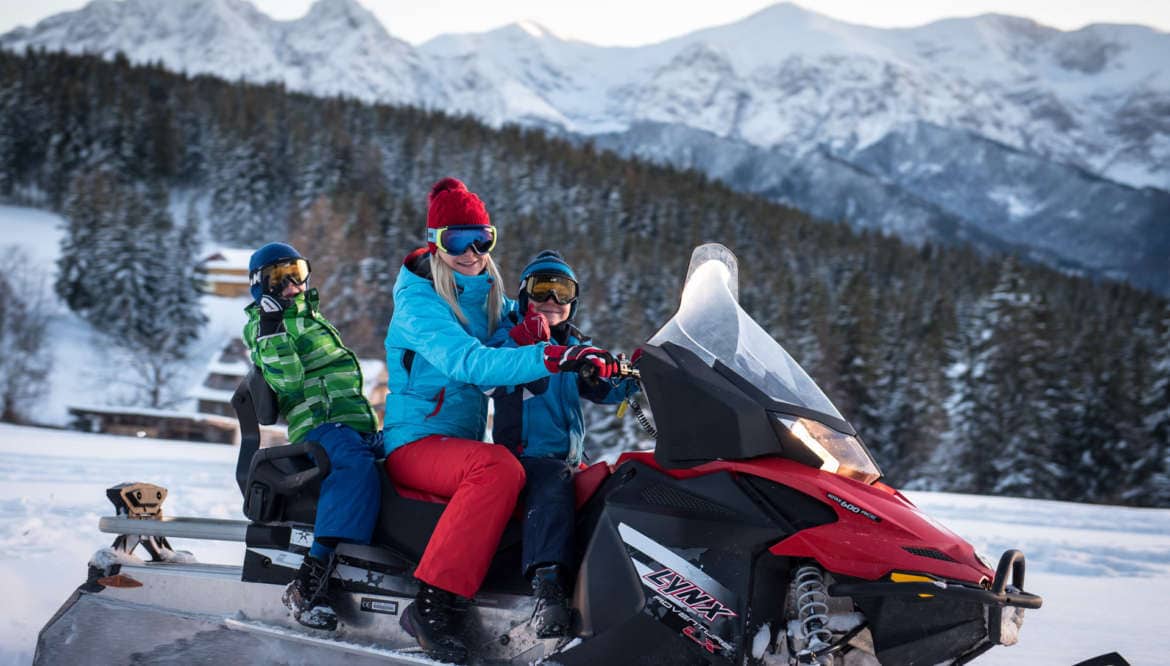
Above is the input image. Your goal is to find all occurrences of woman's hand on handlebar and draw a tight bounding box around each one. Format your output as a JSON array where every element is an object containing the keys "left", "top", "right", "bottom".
[{"left": 543, "top": 345, "right": 619, "bottom": 378}]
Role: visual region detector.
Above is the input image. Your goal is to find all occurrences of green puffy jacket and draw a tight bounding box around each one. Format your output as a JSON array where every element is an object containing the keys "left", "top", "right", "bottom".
[{"left": 243, "top": 288, "right": 378, "bottom": 443}]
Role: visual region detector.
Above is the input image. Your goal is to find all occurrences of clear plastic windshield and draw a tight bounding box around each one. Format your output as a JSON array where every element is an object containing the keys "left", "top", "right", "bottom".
[{"left": 648, "top": 250, "right": 843, "bottom": 421}]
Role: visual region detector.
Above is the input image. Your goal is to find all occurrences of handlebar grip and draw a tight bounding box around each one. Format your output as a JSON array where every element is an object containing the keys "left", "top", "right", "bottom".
[{"left": 579, "top": 363, "right": 600, "bottom": 385}]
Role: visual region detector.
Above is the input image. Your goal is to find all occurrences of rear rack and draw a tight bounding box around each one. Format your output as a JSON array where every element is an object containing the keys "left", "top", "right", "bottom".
[{"left": 99, "top": 515, "right": 250, "bottom": 542}]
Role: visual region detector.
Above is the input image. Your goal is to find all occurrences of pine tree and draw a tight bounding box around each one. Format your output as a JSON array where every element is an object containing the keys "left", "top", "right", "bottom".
[
  {"left": 830, "top": 272, "right": 882, "bottom": 457},
  {"left": 0, "top": 247, "right": 54, "bottom": 422},
  {"left": 1141, "top": 306, "right": 1170, "bottom": 503},
  {"left": 57, "top": 170, "right": 119, "bottom": 314},
  {"left": 958, "top": 260, "right": 1061, "bottom": 497}
]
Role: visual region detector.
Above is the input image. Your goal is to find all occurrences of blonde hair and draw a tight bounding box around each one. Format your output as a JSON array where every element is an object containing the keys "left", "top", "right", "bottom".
[{"left": 431, "top": 253, "right": 505, "bottom": 334}]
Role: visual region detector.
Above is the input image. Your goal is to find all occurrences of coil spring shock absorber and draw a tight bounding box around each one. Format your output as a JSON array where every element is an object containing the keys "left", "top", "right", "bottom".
[
  {"left": 628, "top": 397, "right": 657, "bottom": 439},
  {"left": 794, "top": 565, "right": 833, "bottom": 663}
]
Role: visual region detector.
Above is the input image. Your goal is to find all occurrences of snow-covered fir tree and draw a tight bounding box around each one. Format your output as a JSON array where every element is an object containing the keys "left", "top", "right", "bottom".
[
  {"left": 1141, "top": 306, "right": 1170, "bottom": 503},
  {"left": 954, "top": 259, "right": 1062, "bottom": 497}
]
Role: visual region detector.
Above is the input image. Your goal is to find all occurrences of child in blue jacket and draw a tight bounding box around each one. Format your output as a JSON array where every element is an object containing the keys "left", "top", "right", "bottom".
[{"left": 492, "top": 250, "right": 640, "bottom": 638}]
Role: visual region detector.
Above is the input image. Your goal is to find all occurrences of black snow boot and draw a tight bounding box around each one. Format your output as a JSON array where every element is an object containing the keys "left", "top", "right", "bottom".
[
  {"left": 281, "top": 554, "right": 339, "bottom": 631},
  {"left": 530, "top": 564, "right": 571, "bottom": 638},
  {"left": 400, "top": 582, "right": 469, "bottom": 664}
]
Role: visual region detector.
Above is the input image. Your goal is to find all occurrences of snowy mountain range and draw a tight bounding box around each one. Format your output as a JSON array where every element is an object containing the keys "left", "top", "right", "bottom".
[{"left": 4, "top": 0, "right": 1169, "bottom": 292}]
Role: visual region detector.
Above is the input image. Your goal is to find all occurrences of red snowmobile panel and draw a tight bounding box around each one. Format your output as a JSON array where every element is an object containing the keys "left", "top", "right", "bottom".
[{"left": 616, "top": 452, "right": 993, "bottom": 585}]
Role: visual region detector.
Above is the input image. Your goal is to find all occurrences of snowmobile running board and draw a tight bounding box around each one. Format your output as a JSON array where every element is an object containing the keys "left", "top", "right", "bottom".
[
  {"left": 99, "top": 516, "right": 250, "bottom": 542},
  {"left": 223, "top": 618, "right": 440, "bottom": 664}
]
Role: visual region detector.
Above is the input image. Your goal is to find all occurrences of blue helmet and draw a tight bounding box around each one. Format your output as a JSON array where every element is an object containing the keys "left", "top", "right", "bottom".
[
  {"left": 248, "top": 242, "right": 304, "bottom": 302},
  {"left": 518, "top": 249, "right": 579, "bottom": 321}
]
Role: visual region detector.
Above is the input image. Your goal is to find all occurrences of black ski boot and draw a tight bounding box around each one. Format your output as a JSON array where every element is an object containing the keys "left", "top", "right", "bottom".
[
  {"left": 400, "top": 582, "right": 469, "bottom": 664},
  {"left": 530, "top": 564, "right": 571, "bottom": 638},
  {"left": 281, "top": 554, "right": 339, "bottom": 631}
]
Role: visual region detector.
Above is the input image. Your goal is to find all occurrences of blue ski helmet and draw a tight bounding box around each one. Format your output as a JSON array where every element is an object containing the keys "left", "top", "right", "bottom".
[
  {"left": 518, "top": 250, "right": 579, "bottom": 321},
  {"left": 248, "top": 242, "right": 305, "bottom": 302}
]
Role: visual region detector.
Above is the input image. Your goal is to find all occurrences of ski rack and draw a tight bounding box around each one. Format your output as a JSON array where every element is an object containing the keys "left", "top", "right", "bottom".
[{"left": 104, "top": 482, "right": 179, "bottom": 561}]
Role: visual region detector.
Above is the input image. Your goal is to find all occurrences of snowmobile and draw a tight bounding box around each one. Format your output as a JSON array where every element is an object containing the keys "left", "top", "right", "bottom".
[{"left": 36, "top": 243, "right": 1041, "bottom": 665}]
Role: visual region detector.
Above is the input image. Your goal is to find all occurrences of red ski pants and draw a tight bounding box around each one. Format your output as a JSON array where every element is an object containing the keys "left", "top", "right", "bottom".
[{"left": 384, "top": 435, "right": 525, "bottom": 598}]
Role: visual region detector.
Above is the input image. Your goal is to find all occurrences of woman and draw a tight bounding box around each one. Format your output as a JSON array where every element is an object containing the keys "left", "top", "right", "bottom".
[
  {"left": 242, "top": 242, "right": 381, "bottom": 632},
  {"left": 382, "top": 178, "right": 618, "bottom": 663},
  {"left": 491, "top": 250, "right": 641, "bottom": 638}
]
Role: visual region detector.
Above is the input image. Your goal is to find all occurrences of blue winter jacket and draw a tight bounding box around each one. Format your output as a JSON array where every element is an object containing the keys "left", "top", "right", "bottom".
[
  {"left": 383, "top": 251, "right": 552, "bottom": 454},
  {"left": 491, "top": 323, "right": 640, "bottom": 465}
]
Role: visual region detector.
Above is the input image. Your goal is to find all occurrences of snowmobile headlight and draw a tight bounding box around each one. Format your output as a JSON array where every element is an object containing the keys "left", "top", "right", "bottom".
[{"left": 777, "top": 416, "right": 882, "bottom": 484}]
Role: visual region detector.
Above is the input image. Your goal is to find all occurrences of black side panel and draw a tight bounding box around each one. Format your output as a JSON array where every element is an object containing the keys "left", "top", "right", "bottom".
[
  {"left": 638, "top": 344, "right": 779, "bottom": 469},
  {"left": 570, "top": 461, "right": 787, "bottom": 665},
  {"left": 242, "top": 548, "right": 298, "bottom": 585},
  {"left": 575, "top": 510, "right": 645, "bottom": 636},
  {"left": 738, "top": 475, "right": 838, "bottom": 533},
  {"left": 556, "top": 613, "right": 711, "bottom": 666},
  {"left": 852, "top": 592, "right": 986, "bottom": 665}
]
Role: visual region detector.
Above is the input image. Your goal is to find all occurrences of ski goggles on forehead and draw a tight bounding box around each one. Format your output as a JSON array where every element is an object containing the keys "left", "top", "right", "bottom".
[
  {"left": 251, "top": 258, "right": 311, "bottom": 292},
  {"left": 523, "top": 274, "right": 578, "bottom": 305},
  {"left": 428, "top": 225, "right": 497, "bottom": 255}
]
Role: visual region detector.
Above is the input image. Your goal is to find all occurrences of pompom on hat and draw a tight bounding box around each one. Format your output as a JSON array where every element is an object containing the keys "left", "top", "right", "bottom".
[{"left": 426, "top": 177, "right": 491, "bottom": 253}]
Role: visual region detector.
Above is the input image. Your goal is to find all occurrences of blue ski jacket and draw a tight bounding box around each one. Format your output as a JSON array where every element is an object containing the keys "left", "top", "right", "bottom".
[
  {"left": 382, "top": 251, "right": 552, "bottom": 454},
  {"left": 491, "top": 322, "right": 640, "bottom": 465}
]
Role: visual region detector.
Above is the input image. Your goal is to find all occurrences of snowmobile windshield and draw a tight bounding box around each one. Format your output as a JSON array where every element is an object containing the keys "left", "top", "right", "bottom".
[
  {"left": 644, "top": 245, "right": 880, "bottom": 483},
  {"left": 648, "top": 251, "right": 843, "bottom": 421}
]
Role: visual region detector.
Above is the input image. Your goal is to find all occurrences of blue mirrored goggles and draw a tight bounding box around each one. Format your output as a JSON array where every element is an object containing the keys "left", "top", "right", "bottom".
[{"left": 428, "top": 225, "right": 497, "bottom": 255}]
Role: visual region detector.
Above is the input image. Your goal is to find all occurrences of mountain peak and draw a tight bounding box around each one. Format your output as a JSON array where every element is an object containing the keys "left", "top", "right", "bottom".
[
  {"left": 515, "top": 20, "right": 555, "bottom": 39},
  {"left": 301, "top": 0, "right": 375, "bottom": 22}
]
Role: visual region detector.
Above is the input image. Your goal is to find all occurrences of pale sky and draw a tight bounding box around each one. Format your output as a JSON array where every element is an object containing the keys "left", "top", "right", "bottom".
[{"left": 2, "top": 0, "right": 1167, "bottom": 46}]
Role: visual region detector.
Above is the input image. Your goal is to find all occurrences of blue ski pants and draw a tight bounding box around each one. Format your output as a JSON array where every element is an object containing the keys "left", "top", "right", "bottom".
[
  {"left": 306, "top": 422, "right": 382, "bottom": 544},
  {"left": 519, "top": 456, "right": 576, "bottom": 577}
]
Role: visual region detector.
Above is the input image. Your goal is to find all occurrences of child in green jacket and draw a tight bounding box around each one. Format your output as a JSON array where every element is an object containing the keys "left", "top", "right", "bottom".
[{"left": 244, "top": 242, "right": 380, "bottom": 632}]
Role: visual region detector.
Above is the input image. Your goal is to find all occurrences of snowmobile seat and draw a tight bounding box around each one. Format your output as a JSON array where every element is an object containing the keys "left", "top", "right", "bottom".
[
  {"left": 230, "top": 369, "right": 525, "bottom": 580},
  {"left": 574, "top": 461, "right": 612, "bottom": 509}
]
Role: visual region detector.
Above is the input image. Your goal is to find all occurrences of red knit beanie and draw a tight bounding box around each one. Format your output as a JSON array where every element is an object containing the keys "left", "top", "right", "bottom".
[{"left": 426, "top": 177, "right": 491, "bottom": 253}]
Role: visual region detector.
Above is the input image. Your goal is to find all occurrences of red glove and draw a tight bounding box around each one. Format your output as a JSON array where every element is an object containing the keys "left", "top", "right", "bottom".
[
  {"left": 509, "top": 304, "right": 550, "bottom": 346},
  {"left": 543, "top": 345, "right": 618, "bottom": 378}
]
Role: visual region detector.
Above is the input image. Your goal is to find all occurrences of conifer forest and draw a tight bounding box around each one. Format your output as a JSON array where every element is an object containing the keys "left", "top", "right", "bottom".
[{"left": 2, "top": 49, "right": 1168, "bottom": 507}]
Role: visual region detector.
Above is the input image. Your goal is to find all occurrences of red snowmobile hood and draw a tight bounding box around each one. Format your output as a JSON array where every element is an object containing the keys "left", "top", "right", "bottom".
[{"left": 616, "top": 452, "right": 994, "bottom": 586}]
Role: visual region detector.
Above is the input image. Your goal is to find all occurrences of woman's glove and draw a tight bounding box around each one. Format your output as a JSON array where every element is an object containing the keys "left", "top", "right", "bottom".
[
  {"left": 509, "top": 304, "right": 550, "bottom": 346},
  {"left": 543, "top": 345, "right": 618, "bottom": 378}
]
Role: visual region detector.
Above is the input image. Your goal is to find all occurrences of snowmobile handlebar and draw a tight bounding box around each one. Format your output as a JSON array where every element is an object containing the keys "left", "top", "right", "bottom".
[{"left": 578, "top": 357, "right": 641, "bottom": 384}]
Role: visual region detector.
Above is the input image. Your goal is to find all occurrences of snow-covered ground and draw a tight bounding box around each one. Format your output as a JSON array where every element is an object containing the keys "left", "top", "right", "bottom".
[{"left": 1, "top": 423, "right": 1168, "bottom": 665}]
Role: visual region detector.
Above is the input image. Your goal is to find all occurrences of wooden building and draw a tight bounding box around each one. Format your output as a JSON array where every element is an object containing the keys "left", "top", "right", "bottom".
[{"left": 198, "top": 248, "right": 253, "bottom": 298}]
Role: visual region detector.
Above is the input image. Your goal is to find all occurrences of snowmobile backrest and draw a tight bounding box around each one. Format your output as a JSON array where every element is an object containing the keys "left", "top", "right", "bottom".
[
  {"left": 231, "top": 366, "right": 280, "bottom": 495},
  {"left": 230, "top": 366, "right": 333, "bottom": 522}
]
